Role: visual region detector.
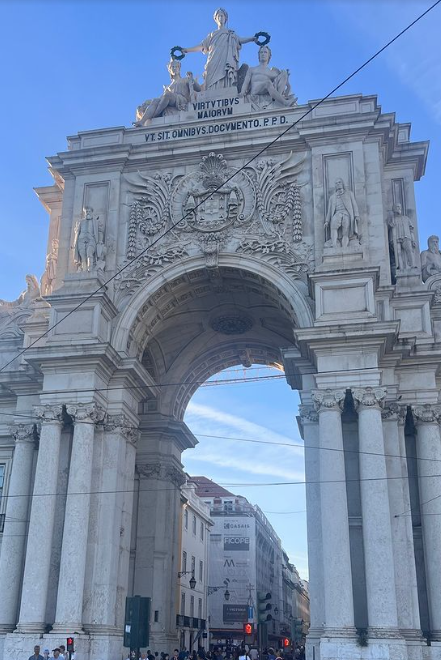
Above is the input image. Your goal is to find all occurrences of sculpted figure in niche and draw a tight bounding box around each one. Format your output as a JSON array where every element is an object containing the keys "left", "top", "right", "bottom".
[
  {"left": 74, "top": 206, "right": 98, "bottom": 272},
  {"left": 325, "top": 178, "right": 360, "bottom": 249},
  {"left": 0, "top": 275, "right": 41, "bottom": 316},
  {"left": 135, "top": 60, "right": 202, "bottom": 126},
  {"left": 421, "top": 235, "right": 441, "bottom": 281},
  {"left": 182, "top": 8, "right": 258, "bottom": 90},
  {"left": 388, "top": 203, "right": 416, "bottom": 271},
  {"left": 239, "top": 45, "right": 295, "bottom": 107},
  {"left": 41, "top": 238, "right": 59, "bottom": 296}
]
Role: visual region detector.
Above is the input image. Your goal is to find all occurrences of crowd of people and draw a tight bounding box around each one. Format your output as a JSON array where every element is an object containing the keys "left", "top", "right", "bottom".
[
  {"left": 28, "top": 644, "right": 75, "bottom": 660},
  {"left": 125, "top": 646, "right": 305, "bottom": 660}
]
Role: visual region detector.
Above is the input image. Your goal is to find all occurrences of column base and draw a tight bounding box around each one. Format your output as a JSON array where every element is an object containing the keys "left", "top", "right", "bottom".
[
  {"left": 14, "top": 622, "right": 45, "bottom": 634},
  {"left": 0, "top": 625, "right": 14, "bottom": 634},
  {"left": 320, "top": 634, "right": 409, "bottom": 660},
  {"left": 50, "top": 623, "right": 84, "bottom": 634},
  {"left": 368, "top": 627, "right": 403, "bottom": 639}
]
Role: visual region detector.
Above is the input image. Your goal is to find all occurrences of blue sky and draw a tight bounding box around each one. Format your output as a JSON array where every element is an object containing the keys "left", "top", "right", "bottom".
[{"left": 1, "top": 0, "right": 440, "bottom": 577}]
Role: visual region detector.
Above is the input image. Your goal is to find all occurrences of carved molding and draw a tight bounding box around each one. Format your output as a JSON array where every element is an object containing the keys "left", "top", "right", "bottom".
[
  {"left": 412, "top": 404, "right": 441, "bottom": 424},
  {"left": 66, "top": 402, "right": 105, "bottom": 425},
  {"left": 298, "top": 405, "right": 319, "bottom": 424},
  {"left": 311, "top": 389, "right": 346, "bottom": 413},
  {"left": 136, "top": 462, "right": 186, "bottom": 488},
  {"left": 105, "top": 413, "right": 139, "bottom": 444},
  {"left": 10, "top": 423, "right": 38, "bottom": 443},
  {"left": 351, "top": 387, "right": 386, "bottom": 410},
  {"left": 33, "top": 404, "right": 63, "bottom": 424}
]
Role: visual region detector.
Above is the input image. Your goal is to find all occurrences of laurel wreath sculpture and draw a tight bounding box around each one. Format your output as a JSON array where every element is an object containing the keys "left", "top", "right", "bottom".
[
  {"left": 254, "top": 32, "right": 271, "bottom": 47},
  {"left": 170, "top": 46, "right": 185, "bottom": 61}
]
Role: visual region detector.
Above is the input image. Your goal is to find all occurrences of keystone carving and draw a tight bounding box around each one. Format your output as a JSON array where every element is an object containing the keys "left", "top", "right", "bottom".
[
  {"left": 351, "top": 387, "right": 386, "bottom": 410},
  {"left": 412, "top": 404, "right": 441, "bottom": 424},
  {"left": 311, "top": 389, "right": 346, "bottom": 413}
]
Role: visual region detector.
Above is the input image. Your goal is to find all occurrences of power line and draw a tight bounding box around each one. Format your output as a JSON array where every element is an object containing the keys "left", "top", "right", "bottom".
[
  {"left": 1, "top": 0, "right": 440, "bottom": 373},
  {"left": 2, "top": 408, "right": 441, "bottom": 467}
]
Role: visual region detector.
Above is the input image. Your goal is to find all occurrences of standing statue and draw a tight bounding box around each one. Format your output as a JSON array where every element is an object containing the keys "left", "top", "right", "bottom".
[
  {"left": 325, "top": 178, "right": 360, "bottom": 249},
  {"left": 239, "top": 45, "right": 295, "bottom": 107},
  {"left": 388, "top": 203, "right": 416, "bottom": 271},
  {"left": 135, "top": 60, "right": 202, "bottom": 126},
  {"left": 182, "top": 8, "right": 258, "bottom": 90},
  {"left": 421, "top": 235, "right": 441, "bottom": 281},
  {"left": 74, "top": 206, "right": 98, "bottom": 272}
]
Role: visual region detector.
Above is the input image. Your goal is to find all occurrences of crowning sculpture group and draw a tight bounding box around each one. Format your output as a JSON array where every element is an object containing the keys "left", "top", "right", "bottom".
[{"left": 1, "top": 6, "right": 441, "bottom": 317}]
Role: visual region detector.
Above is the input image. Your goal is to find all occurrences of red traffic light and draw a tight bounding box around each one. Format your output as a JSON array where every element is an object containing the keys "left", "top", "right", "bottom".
[
  {"left": 243, "top": 623, "right": 253, "bottom": 635},
  {"left": 283, "top": 638, "right": 290, "bottom": 647},
  {"left": 66, "top": 638, "right": 75, "bottom": 652}
]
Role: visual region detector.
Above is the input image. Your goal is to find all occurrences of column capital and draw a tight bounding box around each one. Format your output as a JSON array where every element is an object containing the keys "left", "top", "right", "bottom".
[
  {"left": 312, "top": 388, "right": 346, "bottom": 413},
  {"left": 66, "top": 402, "right": 105, "bottom": 425},
  {"left": 10, "top": 423, "right": 38, "bottom": 444},
  {"left": 104, "top": 413, "right": 139, "bottom": 444},
  {"left": 33, "top": 404, "right": 63, "bottom": 423},
  {"left": 136, "top": 462, "right": 186, "bottom": 488},
  {"left": 351, "top": 386, "right": 386, "bottom": 411},
  {"left": 412, "top": 403, "right": 441, "bottom": 424},
  {"left": 298, "top": 405, "right": 319, "bottom": 424},
  {"left": 381, "top": 402, "right": 407, "bottom": 424}
]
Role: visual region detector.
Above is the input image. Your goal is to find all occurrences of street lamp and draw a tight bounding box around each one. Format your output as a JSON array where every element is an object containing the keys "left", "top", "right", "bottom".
[
  {"left": 224, "top": 589, "right": 230, "bottom": 601},
  {"left": 178, "top": 571, "right": 196, "bottom": 590},
  {"left": 274, "top": 606, "right": 279, "bottom": 616}
]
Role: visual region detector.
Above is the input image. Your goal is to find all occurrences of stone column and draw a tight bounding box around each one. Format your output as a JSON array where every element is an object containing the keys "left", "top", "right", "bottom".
[
  {"left": 298, "top": 405, "right": 323, "bottom": 649},
  {"left": 382, "top": 403, "right": 421, "bottom": 639},
  {"left": 311, "top": 389, "right": 355, "bottom": 635},
  {"left": 52, "top": 403, "right": 104, "bottom": 633},
  {"left": 0, "top": 425, "right": 37, "bottom": 633},
  {"left": 412, "top": 404, "right": 441, "bottom": 641},
  {"left": 134, "top": 461, "right": 185, "bottom": 649},
  {"left": 87, "top": 415, "right": 138, "bottom": 660},
  {"left": 352, "top": 388, "right": 399, "bottom": 636},
  {"left": 17, "top": 405, "right": 63, "bottom": 633}
]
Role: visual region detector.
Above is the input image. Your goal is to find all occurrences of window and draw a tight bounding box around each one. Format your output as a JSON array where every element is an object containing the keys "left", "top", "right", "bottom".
[
  {"left": 190, "top": 595, "right": 194, "bottom": 617},
  {"left": 191, "top": 555, "right": 195, "bottom": 576},
  {"left": 223, "top": 500, "right": 233, "bottom": 512},
  {"left": 198, "top": 598, "right": 202, "bottom": 619},
  {"left": 199, "top": 560, "right": 203, "bottom": 582},
  {"left": 184, "top": 508, "right": 188, "bottom": 530},
  {"left": 181, "top": 593, "right": 185, "bottom": 615},
  {"left": 182, "top": 551, "right": 187, "bottom": 573},
  {"left": 200, "top": 521, "right": 204, "bottom": 541},
  {"left": 154, "top": 610, "right": 159, "bottom": 622},
  {"left": 192, "top": 514, "right": 197, "bottom": 535}
]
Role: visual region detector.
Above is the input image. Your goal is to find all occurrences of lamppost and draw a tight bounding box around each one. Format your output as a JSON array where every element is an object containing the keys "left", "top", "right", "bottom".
[{"left": 207, "top": 579, "right": 230, "bottom": 601}]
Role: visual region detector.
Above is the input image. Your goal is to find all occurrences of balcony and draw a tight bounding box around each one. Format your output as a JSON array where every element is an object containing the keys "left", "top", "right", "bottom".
[{"left": 176, "top": 615, "right": 207, "bottom": 629}]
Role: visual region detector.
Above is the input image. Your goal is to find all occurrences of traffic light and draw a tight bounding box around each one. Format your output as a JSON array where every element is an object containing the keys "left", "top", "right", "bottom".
[
  {"left": 124, "top": 596, "right": 151, "bottom": 648},
  {"left": 283, "top": 638, "right": 290, "bottom": 648},
  {"left": 66, "top": 638, "right": 74, "bottom": 653},
  {"left": 293, "top": 618, "right": 304, "bottom": 643},
  {"left": 243, "top": 623, "right": 254, "bottom": 635},
  {"left": 257, "top": 591, "right": 272, "bottom": 624}
]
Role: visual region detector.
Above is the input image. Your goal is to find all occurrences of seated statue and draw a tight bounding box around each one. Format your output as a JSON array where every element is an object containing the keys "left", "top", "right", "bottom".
[
  {"left": 421, "top": 235, "right": 441, "bottom": 282},
  {"left": 135, "top": 59, "right": 202, "bottom": 126},
  {"left": 239, "top": 45, "right": 296, "bottom": 108}
]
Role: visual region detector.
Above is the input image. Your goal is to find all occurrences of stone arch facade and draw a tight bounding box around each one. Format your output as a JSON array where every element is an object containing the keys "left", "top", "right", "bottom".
[{"left": 0, "top": 71, "right": 439, "bottom": 660}]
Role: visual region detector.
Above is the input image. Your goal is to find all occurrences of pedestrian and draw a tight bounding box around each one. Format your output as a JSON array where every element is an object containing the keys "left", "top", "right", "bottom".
[
  {"left": 178, "top": 648, "right": 188, "bottom": 660},
  {"left": 59, "top": 645, "right": 66, "bottom": 660},
  {"left": 29, "top": 646, "right": 44, "bottom": 660},
  {"left": 52, "top": 650, "right": 61, "bottom": 659},
  {"left": 43, "top": 650, "right": 50, "bottom": 660}
]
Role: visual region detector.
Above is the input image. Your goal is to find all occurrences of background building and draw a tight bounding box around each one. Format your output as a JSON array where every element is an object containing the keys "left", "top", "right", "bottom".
[
  {"left": 177, "top": 481, "right": 213, "bottom": 652},
  {"left": 189, "top": 477, "right": 309, "bottom": 648}
]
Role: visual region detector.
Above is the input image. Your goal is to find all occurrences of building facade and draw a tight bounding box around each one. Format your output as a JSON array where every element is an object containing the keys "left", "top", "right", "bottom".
[
  {"left": 0, "top": 9, "right": 439, "bottom": 660},
  {"left": 190, "top": 477, "right": 301, "bottom": 648},
  {"left": 177, "top": 482, "right": 212, "bottom": 652}
]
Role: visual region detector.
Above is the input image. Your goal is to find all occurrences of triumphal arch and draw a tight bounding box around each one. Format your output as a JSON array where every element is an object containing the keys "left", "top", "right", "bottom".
[{"left": 0, "top": 8, "right": 440, "bottom": 660}]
